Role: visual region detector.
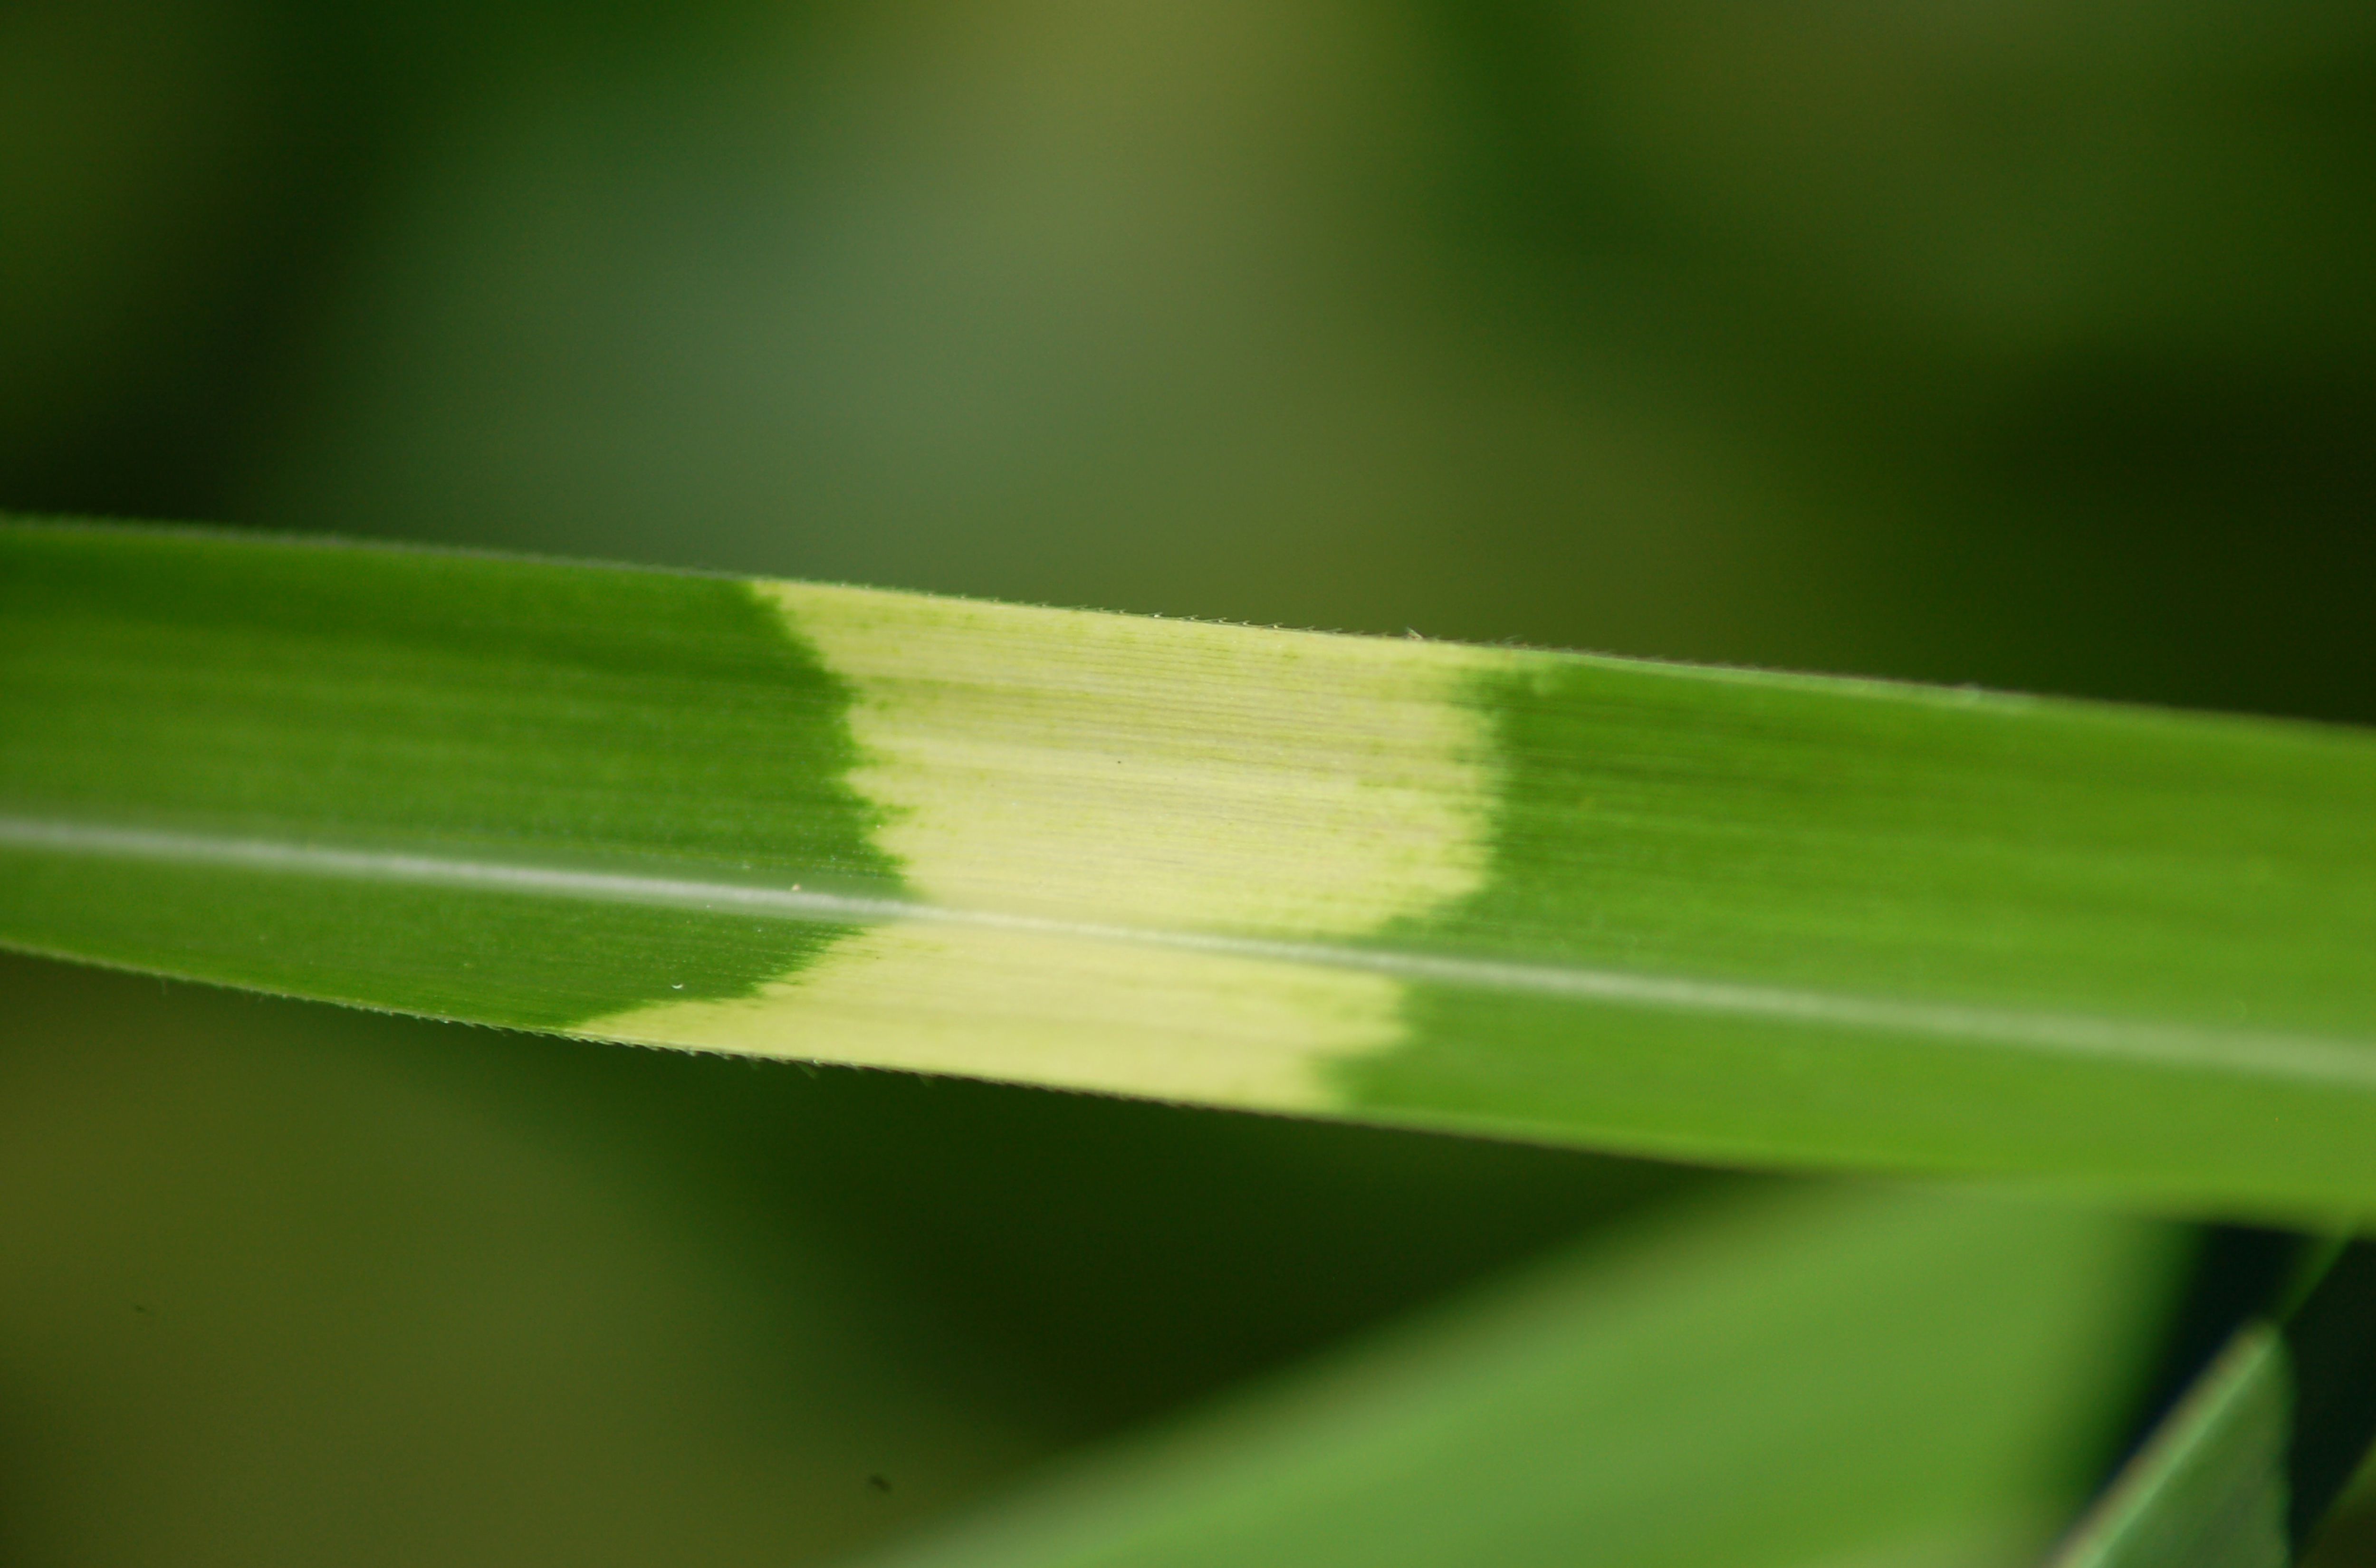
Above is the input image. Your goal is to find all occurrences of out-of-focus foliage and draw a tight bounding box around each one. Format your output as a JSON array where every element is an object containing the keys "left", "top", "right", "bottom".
[
  {"left": 10, "top": 1, "right": 2374, "bottom": 716},
  {"left": 859, "top": 1184, "right": 2179, "bottom": 1568},
  {"left": 0, "top": 949, "right": 1692, "bottom": 1565}
]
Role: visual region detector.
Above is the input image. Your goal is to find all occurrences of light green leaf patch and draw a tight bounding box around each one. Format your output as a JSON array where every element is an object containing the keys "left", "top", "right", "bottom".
[{"left": 592, "top": 584, "right": 1506, "bottom": 1108}]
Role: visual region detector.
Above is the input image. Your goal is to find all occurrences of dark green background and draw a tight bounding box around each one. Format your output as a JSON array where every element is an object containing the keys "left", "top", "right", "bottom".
[{"left": 6, "top": 2, "right": 2372, "bottom": 1562}]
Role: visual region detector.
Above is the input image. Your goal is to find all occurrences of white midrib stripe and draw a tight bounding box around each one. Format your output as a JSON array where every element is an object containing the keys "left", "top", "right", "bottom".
[{"left": 3, "top": 813, "right": 2370, "bottom": 1090}]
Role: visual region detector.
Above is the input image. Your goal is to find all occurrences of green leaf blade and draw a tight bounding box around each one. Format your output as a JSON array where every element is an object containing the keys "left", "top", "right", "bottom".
[
  {"left": 849, "top": 1186, "right": 2181, "bottom": 1568},
  {"left": 2049, "top": 1243, "right": 2376, "bottom": 1568},
  {"left": 10, "top": 519, "right": 2376, "bottom": 1218},
  {"left": 0, "top": 521, "right": 897, "bottom": 1026}
]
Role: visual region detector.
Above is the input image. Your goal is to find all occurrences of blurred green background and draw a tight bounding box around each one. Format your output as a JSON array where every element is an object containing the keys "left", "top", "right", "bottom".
[{"left": 5, "top": 1, "right": 2374, "bottom": 1561}]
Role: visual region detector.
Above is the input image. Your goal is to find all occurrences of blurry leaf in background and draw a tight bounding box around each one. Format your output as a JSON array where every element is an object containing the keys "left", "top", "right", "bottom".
[
  {"left": 0, "top": 950, "right": 1688, "bottom": 1564},
  {"left": 2050, "top": 1233, "right": 2376, "bottom": 1568},
  {"left": 233, "top": 0, "right": 1813, "bottom": 661},
  {"left": 169, "top": 0, "right": 2375, "bottom": 719},
  {"left": 0, "top": 951, "right": 1056, "bottom": 1567},
  {"left": 7, "top": 3, "right": 2375, "bottom": 715},
  {"left": 0, "top": 0, "right": 266, "bottom": 484},
  {"left": 1427, "top": 0, "right": 2376, "bottom": 713},
  {"left": 0, "top": 0, "right": 385, "bottom": 516},
  {"left": 854, "top": 1183, "right": 2182, "bottom": 1568}
]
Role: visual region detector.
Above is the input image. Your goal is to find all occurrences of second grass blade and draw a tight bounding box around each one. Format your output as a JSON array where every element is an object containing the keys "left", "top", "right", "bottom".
[
  {"left": 8, "top": 520, "right": 2376, "bottom": 1219},
  {"left": 849, "top": 1185, "right": 2178, "bottom": 1568},
  {"left": 2050, "top": 1241, "right": 2376, "bottom": 1568}
]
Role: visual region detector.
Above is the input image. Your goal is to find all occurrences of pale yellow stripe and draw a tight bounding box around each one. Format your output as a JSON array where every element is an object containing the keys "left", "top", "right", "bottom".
[
  {"left": 772, "top": 583, "right": 1505, "bottom": 934},
  {"left": 584, "top": 584, "right": 1505, "bottom": 1109},
  {"left": 592, "top": 926, "right": 1407, "bottom": 1110}
]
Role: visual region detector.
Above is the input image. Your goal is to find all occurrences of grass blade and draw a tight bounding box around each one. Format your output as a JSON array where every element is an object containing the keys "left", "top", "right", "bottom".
[
  {"left": 845, "top": 1186, "right": 2178, "bottom": 1568},
  {"left": 2050, "top": 1243, "right": 2376, "bottom": 1568},
  {"left": 9, "top": 519, "right": 2376, "bottom": 1214}
]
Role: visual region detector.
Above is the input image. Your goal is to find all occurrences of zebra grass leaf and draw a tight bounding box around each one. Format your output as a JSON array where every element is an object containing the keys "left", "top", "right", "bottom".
[{"left": 9, "top": 519, "right": 2376, "bottom": 1219}]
